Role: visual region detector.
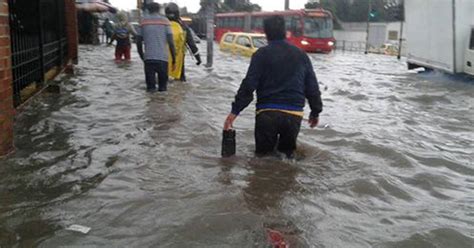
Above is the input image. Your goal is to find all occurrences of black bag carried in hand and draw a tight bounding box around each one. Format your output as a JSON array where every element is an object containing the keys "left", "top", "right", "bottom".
[{"left": 221, "top": 129, "right": 236, "bottom": 157}]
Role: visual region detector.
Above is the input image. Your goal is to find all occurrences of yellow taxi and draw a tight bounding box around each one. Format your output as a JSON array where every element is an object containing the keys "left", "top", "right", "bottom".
[{"left": 219, "top": 32, "right": 267, "bottom": 57}]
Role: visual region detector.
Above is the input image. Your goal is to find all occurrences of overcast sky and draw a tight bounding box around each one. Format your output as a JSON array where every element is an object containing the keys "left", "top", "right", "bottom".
[{"left": 109, "top": 0, "right": 309, "bottom": 12}]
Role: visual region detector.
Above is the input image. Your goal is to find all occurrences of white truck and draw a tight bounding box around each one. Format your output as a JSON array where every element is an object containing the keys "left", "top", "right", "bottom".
[{"left": 405, "top": 0, "right": 474, "bottom": 76}]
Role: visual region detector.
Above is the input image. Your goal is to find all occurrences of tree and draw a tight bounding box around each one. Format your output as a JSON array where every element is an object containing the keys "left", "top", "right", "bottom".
[
  {"left": 317, "top": 0, "right": 404, "bottom": 23},
  {"left": 305, "top": 2, "right": 321, "bottom": 9},
  {"left": 199, "top": 0, "right": 261, "bottom": 13}
]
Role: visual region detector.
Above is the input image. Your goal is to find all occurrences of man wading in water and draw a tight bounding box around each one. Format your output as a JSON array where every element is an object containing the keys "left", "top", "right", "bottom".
[
  {"left": 136, "top": 3, "right": 176, "bottom": 92},
  {"left": 223, "top": 16, "right": 323, "bottom": 158}
]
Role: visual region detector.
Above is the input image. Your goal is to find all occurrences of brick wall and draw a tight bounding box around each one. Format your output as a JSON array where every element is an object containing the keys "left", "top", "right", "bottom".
[
  {"left": 0, "top": 0, "right": 13, "bottom": 156},
  {"left": 65, "top": 0, "right": 78, "bottom": 64}
]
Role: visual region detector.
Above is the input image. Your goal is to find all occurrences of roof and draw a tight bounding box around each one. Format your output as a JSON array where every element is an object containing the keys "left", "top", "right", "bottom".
[
  {"left": 216, "top": 9, "right": 332, "bottom": 18},
  {"left": 222, "top": 32, "right": 266, "bottom": 37}
]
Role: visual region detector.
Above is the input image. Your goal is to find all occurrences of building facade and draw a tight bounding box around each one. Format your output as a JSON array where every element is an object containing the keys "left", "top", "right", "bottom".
[{"left": 0, "top": 0, "right": 78, "bottom": 156}]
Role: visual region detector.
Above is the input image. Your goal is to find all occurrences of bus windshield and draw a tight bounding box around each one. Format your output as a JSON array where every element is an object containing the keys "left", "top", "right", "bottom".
[
  {"left": 303, "top": 17, "right": 333, "bottom": 38},
  {"left": 252, "top": 37, "right": 267, "bottom": 48}
]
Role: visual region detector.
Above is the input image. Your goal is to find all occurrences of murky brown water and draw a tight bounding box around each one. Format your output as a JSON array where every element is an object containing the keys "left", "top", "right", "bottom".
[{"left": 1, "top": 44, "right": 473, "bottom": 247}]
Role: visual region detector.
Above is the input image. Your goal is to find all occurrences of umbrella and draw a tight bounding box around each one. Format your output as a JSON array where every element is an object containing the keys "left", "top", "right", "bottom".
[{"left": 76, "top": 0, "right": 117, "bottom": 13}]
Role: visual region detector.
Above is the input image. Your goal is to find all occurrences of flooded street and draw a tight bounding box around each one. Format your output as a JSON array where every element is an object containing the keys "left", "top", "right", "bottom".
[{"left": 1, "top": 43, "right": 473, "bottom": 247}]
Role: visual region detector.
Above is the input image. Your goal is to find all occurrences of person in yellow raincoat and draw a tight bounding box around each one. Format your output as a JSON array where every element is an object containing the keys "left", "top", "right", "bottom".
[{"left": 165, "top": 3, "right": 202, "bottom": 82}]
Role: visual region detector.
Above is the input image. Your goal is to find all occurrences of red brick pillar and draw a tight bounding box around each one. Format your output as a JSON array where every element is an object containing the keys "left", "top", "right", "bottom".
[
  {"left": 65, "top": 0, "right": 78, "bottom": 64},
  {"left": 0, "top": 0, "right": 14, "bottom": 156}
]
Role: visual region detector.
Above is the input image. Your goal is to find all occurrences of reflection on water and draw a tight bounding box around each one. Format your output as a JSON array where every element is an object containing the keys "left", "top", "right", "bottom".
[
  {"left": 0, "top": 44, "right": 473, "bottom": 247},
  {"left": 243, "top": 159, "right": 298, "bottom": 212}
]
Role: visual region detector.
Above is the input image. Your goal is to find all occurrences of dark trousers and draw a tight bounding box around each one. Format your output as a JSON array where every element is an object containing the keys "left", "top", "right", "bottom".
[
  {"left": 144, "top": 60, "right": 168, "bottom": 91},
  {"left": 255, "top": 111, "right": 302, "bottom": 157}
]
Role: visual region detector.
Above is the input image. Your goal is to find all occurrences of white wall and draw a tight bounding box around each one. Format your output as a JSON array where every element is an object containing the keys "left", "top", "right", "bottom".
[
  {"left": 337, "top": 22, "right": 406, "bottom": 44},
  {"left": 335, "top": 22, "right": 408, "bottom": 55},
  {"left": 334, "top": 30, "right": 366, "bottom": 42}
]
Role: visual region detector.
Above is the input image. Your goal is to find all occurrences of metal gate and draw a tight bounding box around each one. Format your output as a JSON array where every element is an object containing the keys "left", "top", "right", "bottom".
[{"left": 8, "top": 0, "right": 68, "bottom": 106}]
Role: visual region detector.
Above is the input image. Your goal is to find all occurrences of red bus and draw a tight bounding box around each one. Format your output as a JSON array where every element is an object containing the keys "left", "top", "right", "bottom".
[{"left": 215, "top": 9, "right": 336, "bottom": 53}]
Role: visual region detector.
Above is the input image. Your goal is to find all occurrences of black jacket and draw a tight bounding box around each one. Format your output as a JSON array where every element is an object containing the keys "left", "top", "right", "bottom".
[{"left": 231, "top": 40, "right": 323, "bottom": 118}]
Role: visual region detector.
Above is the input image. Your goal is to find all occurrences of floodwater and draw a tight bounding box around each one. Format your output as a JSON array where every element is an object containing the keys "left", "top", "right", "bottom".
[{"left": 1, "top": 43, "right": 473, "bottom": 248}]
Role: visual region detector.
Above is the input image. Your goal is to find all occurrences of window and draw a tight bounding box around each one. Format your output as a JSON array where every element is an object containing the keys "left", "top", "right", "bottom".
[
  {"left": 231, "top": 17, "right": 238, "bottom": 28},
  {"left": 291, "top": 16, "right": 302, "bottom": 36},
  {"left": 216, "top": 18, "right": 223, "bottom": 27},
  {"left": 303, "top": 17, "right": 333, "bottom": 38},
  {"left": 252, "top": 36, "right": 267, "bottom": 48},
  {"left": 234, "top": 17, "right": 240, "bottom": 28},
  {"left": 284, "top": 16, "right": 293, "bottom": 31},
  {"left": 251, "top": 16, "right": 263, "bottom": 30},
  {"left": 388, "top": 31, "right": 398, "bottom": 40},
  {"left": 224, "top": 34, "right": 235, "bottom": 43},
  {"left": 236, "top": 36, "right": 251, "bottom": 47},
  {"left": 470, "top": 28, "right": 474, "bottom": 50},
  {"left": 236, "top": 17, "right": 244, "bottom": 28},
  {"left": 280, "top": 16, "right": 302, "bottom": 36},
  {"left": 223, "top": 18, "right": 227, "bottom": 27},
  {"left": 223, "top": 17, "right": 229, "bottom": 28}
]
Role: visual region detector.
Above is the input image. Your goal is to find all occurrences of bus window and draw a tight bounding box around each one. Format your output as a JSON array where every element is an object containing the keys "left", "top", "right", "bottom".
[
  {"left": 251, "top": 16, "right": 263, "bottom": 30},
  {"left": 257, "top": 17, "right": 263, "bottom": 29},
  {"left": 303, "top": 17, "right": 333, "bottom": 38},
  {"left": 236, "top": 17, "right": 244, "bottom": 28},
  {"left": 222, "top": 17, "right": 227, "bottom": 28},
  {"left": 291, "top": 16, "right": 302, "bottom": 36},
  {"left": 283, "top": 16, "right": 302, "bottom": 36},
  {"left": 234, "top": 17, "right": 240, "bottom": 28},
  {"left": 284, "top": 16, "right": 292, "bottom": 32},
  {"left": 226, "top": 17, "right": 232, "bottom": 28}
]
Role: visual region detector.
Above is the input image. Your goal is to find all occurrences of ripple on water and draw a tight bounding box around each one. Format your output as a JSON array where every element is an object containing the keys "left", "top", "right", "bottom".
[
  {"left": 400, "top": 173, "right": 457, "bottom": 200},
  {"left": 1, "top": 44, "right": 473, "bottom": 247},
  {"left": 375, "top": 228, "right": 474, "bottom": 248},
  {"left": 405, "top": 94, "right": 453, "bottom": 105}
]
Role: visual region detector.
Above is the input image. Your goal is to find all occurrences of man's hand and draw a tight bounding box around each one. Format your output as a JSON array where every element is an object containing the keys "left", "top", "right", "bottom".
[
  {"left": 224, "top": 113, "right": 237, "bottom": 131},
  {"left": 172, "top": 60, "right": 176, "bottom": 71},
  {"left": 308, "top": 117, "right": 319, "bottom": 128}
]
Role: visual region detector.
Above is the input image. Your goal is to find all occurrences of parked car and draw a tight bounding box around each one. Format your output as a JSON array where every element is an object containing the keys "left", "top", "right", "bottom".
[
  {"left": 367, "top": 43, "right": 399, "bottom": 56},
  {"left": 219, "top": 32, "right": 267, "bottom": 57},
  {"left": 381, "top": 43, "right": 398, "bottom": 56}
]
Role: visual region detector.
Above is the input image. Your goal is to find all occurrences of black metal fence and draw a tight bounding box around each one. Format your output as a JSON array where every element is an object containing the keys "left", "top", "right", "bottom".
[{"left": 8, "top": 0, "right": 68, "bottom": 106}]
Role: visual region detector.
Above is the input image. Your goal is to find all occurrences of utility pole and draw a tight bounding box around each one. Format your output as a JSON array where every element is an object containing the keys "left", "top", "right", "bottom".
[
  {"left": 206, "top": 0, "right": 215, "bottom": 68},
  {"left": 364, "top": 0, "right": 372, "bottom": 54},
  {"left": 397, "top": 20, "right": 404, "bottom": 60},
  {"left": 397, "top": 0, "right": 404, "bottom": 60},
  {"left": 137, "top": 0, "right": 142, "bottom": 19},
  {"left": 285, "top": 0, "right": 290, "bottom": 10}
]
